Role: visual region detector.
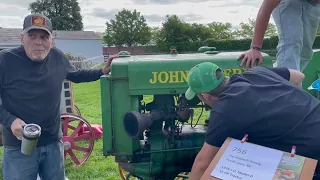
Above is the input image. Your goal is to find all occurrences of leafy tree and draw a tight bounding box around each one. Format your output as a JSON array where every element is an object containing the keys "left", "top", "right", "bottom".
[
  {"left": 156, "top": 15, "right": 214, "bottom": 52},
  {"left": 234, "top": 18, "right": 277, "bottom": 39},
  {"left": 150, "top": 26, "right": 161, "bottom": 43},
  {"left": 29, "top": 0, "right": 83, "bottom": 31},
  {"left": 187, "top": 23, "right": 213, "bottom": 42},
  {"left": 207, "top": 22, "right": 234, "bottom": 40},
  {"left": 103, "top": 9, "right": 151, "bottom": 46},
  {"left": 158, "top": 15, "right": 190, "bottom": 49}
]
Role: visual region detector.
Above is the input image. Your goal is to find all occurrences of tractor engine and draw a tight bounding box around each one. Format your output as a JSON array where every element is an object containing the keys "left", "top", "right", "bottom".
[{"left": 121, "top": 94, "right": 207, "bottom": 179}]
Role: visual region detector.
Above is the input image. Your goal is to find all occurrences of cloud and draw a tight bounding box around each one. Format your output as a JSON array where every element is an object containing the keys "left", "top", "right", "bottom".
[
  {"left": 89, "top": 8, "right": 119, "bottom": 19},
  {"left": 209, "top": 0, "right": 261, "bottom": 8},
  {"left": 131, "top": 0, "right": 261, "bottom": 6},
  {"left": 89, "top": 8, "right": 204, "bottom": 23},
  {"left": 132, "top": 0, "right": 211, "bottom": 5},
  {"left": 0, "top": 16, "right": 23, "bottom": 28},
  {"left": 0, "top": 3, "right": 29, "bottom": 17},
  {"left": 180, "top": 13, "right": 203, "bottom": 22},
  {"left": 144, "top": 14, "right": 164, "bottom": 23},
  {"left": 0, "top": 0, "right": 270, "bottom": 32},
  {"left": 84, "top": 24, "right": 105, "bottom": 31},
  {"left": 145, "top": 13, "right": 204, "bottom": 23},
  {"left": 0, "top": 0, "right": 31, "bottom": 7}
]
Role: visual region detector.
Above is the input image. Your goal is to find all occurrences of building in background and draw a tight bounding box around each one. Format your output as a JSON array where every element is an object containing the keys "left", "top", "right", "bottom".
[{"left": 0, "top": 28, "right": 104, "bottom": 68}]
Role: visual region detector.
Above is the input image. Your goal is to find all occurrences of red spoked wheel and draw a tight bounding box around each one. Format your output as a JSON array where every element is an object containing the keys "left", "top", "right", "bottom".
[{"left": 61, "top": 113, "right": 94, "bottom": 167}]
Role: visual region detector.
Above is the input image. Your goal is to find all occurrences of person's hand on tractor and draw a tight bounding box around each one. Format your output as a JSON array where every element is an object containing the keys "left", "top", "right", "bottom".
[
  {"left": 238, "top": 48, "right": 263, "bottom": 70},
  {"left": 102, "top": 54, "right": 119, "bottom": 74},
  {"left": 11, "top": 118, "right": 26, "bottom": 139}
]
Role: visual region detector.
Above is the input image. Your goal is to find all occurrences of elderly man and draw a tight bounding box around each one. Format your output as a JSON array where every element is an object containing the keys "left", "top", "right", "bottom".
[
  {"left": 0, "top": 14, "right": 116, "bottom": 180},
  {"left": 184, "top": 62, "right": 320, "bottom": 179},
  {"left": 239, "top": 0, "right": 320, "bottom": 71}
]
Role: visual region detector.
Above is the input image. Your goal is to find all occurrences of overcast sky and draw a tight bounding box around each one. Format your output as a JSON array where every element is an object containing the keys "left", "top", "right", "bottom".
[{"left": 0, "top": 0, "right": 273, "bottom": 32}]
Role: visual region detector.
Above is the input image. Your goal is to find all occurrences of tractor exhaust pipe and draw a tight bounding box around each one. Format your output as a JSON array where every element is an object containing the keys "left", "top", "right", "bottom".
[{"left": 123, "top": 110, "right": 164, "bottom": 138}]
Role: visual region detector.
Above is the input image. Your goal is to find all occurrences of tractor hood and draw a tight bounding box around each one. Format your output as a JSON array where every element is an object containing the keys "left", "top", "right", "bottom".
[{"left": 108, "top": 51, "right": 272, "bottom": 95}]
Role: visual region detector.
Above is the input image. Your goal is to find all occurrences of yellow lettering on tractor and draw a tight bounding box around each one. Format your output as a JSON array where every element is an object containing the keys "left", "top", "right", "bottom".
[
  {"left": 149, "top": 68, "right": 244, "bottom": 84},
  {"left": 149, "top": 71, "right": 189, "bottom": 84},
  {"left": 223, "top": 68, "right": 245, "bottom": 77}
]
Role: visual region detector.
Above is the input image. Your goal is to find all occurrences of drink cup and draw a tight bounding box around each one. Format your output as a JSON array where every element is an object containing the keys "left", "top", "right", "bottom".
[{"left": 21, "top": 123, "right": 41, "bottom": 155}]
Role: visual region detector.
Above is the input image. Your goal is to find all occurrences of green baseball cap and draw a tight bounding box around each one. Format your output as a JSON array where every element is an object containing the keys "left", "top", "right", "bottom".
[{"left": 185, "top": 62, "right": 225, "bottom": 100}]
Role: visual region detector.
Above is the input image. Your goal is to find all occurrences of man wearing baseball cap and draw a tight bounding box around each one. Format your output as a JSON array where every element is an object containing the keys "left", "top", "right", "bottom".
[
  {"left": 0, "top": 13, "right": 118, "bottom": 180},
  {"left": 185, "top": 62, "right": 226, "bottom": 105},
  {"left": 187, "top": 62, "right": 320, "bottom": 179}
]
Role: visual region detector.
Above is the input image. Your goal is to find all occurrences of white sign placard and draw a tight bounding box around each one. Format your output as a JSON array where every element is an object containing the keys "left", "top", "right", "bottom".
[{"left": 211, "top": 139, "right": 284, "bottom": 180}]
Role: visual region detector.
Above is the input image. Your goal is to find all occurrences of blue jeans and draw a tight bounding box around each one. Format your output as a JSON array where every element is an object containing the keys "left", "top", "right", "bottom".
[
  {"left": 2, "top": 140, "right": 65, "bottom": 180},
  {"left": 272, "top": 0, "right": 320, "bottom": 71}
]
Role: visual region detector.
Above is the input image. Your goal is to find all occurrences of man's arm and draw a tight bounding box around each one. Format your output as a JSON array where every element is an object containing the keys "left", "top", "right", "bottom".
[
  {"left": 189, "top": 143, "right": 220, "bottom": 180},
  {"left": 265, "top": 67, "right": 305, "bottom": 86},
  {"left": 238, "top": 0, "right": 281, "bottom": 69},
  {"left": 0, "top": 55, "right": 18, "bottom": 128},
  {"left": 189, "top": 111, "right": 247, "bottom": 179},
  {"left": 189, "top": 112, "right": 225, "bottom": 179},
  {"left": 64, "top": 55, "right": 104, "bottom": 83},
  {"left": 0, "top": 100, "right": 17, "bottom": 129},
  {"left": 251, "top": 0, "right": 280, "bottom": 48},
  {"left": 287, "top": 69, "right": 305, "bottom": 86},
  {"left": 190, "top": 89, "right": 255, "bottom": 179},
  {"left": 66, "top": 66, "right": 103, "bottom": 83}
]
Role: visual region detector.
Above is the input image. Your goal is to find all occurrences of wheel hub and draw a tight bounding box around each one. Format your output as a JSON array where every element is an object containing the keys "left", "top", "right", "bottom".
[{"left": 63, "top": 140, "right": 72, "bottom": 151}]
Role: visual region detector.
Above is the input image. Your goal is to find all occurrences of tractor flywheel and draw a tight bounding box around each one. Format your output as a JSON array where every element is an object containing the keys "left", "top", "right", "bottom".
[{"left": 61, "top": 113, "right": 95, "bottom": 167}]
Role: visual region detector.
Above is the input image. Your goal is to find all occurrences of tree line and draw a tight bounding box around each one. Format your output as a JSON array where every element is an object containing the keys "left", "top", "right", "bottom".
[
  {"left": 101, "top": 9, "right": 278, "bottom": 48},
  {"left": 28, "top": 0, "right": 320, "bottom": 52}
]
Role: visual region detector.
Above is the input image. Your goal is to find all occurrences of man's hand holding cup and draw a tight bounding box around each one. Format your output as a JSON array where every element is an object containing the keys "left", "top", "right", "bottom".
[{"left": 11, "top": 118, "right": 26, "bottom": 140}]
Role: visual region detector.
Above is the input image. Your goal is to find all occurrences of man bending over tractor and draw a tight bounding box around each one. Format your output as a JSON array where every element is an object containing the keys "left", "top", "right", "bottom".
[
  {"left": 239, "top": 0, "right": 320, "bottom": 71},
  {"left": 0, "top": 14, "right": 117, "bottom": 180},
  {"left": 185, "top": 62, "right": 320, "bottom": 179}
]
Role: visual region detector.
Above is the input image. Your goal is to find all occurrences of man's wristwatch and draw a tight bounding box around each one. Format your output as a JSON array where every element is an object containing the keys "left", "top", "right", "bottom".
[{"left": 251, "top": 46, "right": 261, "bottom": 51}]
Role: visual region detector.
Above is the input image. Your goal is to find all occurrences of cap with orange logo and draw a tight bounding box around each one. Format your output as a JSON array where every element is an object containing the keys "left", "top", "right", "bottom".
[{"left": 23, "top": 13, "right": 53, "bottom": 36}]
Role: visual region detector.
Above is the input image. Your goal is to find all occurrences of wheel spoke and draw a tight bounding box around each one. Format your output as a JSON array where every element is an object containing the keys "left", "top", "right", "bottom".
[
  {"left": 74, "top": 134, "right": 91, "bottom": 141},
  {"left": 68, "top": 125, "right": 76, "bottom": 130},
  {"left": 62, "top": 118, "right": 69, "bottom": 136},
  {"left": 73, "top": 145, "right": 91, "bottom": 152},
  {"left": 67, "top": 150, "right": 81, "bottom": 165},
  {"left": 71, "top": 121, "right": 84, "bottom": 138}
]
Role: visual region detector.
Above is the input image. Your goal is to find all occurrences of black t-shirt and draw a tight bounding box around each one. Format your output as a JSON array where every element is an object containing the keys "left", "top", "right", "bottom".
[{"left": 206, "top": 66, "right": 320, "bottom": 161}]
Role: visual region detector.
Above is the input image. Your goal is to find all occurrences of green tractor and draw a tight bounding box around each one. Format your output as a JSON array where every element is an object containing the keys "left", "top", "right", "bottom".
[{"left": 100, "top": 48, "right": 320, "bottom": 180}]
